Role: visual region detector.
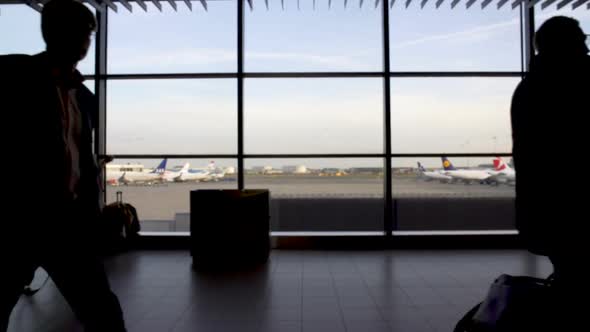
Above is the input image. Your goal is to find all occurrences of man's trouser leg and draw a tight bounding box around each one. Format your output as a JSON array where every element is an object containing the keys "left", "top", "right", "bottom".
[
  {"left": 42, "top": 243, "right": 126, "bottom": 332},
  {"left": 549, "top": 253, "right": 581, "bottom": 331}
]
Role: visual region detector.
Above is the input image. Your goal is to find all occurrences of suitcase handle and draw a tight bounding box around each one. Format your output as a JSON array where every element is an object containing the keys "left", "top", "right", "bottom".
[{"left": 116, "top": 191, "right": 123, "bottom": 203}]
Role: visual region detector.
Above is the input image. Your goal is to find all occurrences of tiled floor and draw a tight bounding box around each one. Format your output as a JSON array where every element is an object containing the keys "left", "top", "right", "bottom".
[{"left": 7, "top": 250, "right": 552, "bottom": 332}]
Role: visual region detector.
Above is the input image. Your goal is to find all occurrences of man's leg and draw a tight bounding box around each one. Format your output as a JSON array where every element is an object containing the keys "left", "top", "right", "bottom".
[
  {"left": 42, "top": 249, "right": 126, "bottom": 332},
  {"left": 549, "top": 253, "right": 581, "bottom": 330}
]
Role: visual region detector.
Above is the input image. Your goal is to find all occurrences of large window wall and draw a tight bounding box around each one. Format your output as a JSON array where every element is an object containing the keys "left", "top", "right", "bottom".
[
  {"left": 3, "top": 0, "right": 587, "bottom": 235},
  {"left": 103, "top": 0, "right": 522, "bottom": 234}
]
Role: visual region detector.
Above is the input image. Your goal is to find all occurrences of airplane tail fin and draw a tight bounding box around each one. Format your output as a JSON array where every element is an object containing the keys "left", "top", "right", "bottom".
[
  {"left": 417, "top": 162, "right": 426, "bottom": 173},
  {"left": 151, "top": 158, "right": 168, "bottom": 174},
  {"left": 180, "top": 163, "right": 190, "bottom": 173},
  {"left": 494, "top": 157, "right": 507, "bottom": 171},
  {"left": 441, "top": 157, "right": 456, "bottom": 171}
]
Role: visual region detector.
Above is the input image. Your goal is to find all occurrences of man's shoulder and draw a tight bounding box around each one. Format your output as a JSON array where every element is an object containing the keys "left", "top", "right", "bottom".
[
  {"left": 0, "top": 53, "right": 32, "bottom": 61},
  {"left": 0, "top": 53, "right": 44, "bottom": 79},
  {"left": 0, "top": 53, "right": 34, "bottom": 68}
]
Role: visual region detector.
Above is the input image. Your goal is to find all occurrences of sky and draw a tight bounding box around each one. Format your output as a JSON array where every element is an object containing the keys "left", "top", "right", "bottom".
[{"left": 1, "top": 0, "right": 588, "bottom": 169}]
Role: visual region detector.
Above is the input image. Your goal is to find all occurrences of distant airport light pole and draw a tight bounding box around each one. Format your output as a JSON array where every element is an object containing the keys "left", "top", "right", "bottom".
[{"left": 493, "top": 136, "right": 497, "bottom": 154}]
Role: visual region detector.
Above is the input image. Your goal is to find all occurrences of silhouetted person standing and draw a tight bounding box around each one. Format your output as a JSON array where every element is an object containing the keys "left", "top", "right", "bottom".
[
  {"left": 511, "top": 16, "right": 588, "bottom": 325},
  {"left": 0, "top": 0, "right": 126, "bottom": 331}
]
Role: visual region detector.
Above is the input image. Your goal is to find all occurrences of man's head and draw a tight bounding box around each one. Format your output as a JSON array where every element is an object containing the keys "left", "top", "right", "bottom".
[
  {"left": 41, "top": 0, "right": 96, "bottom": 65},
  {"left": 535, "top": 16, "right": 588, "bottom": 58}
]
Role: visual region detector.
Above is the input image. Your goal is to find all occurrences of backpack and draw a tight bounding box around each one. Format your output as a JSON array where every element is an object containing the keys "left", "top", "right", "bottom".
[{"left": 99, "top": 191, "right": 140, "bottom": 254}]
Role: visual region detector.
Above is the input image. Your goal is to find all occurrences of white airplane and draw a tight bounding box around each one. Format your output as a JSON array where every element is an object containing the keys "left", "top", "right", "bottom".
[
  {"left": 209, "top": 171, "right": 226, "bottom": 181},
  {"left": 441, "top": 157, "right": 492, "bottom": 185},
  {"left": 106, "top": 170, "right": 123, "bottom": 186},
  {"left": 487, "top": 157, "right": 516, "bottom": 185},
  {"left": 173, "top": 167, "right": 211, "bottom": 182},
  {"left": 180, "top": 161, "right": 226, "bottom": 182},
  {"left": 171, "top": 161, "right": 220, "bottom": 182},
  {"left": 118, "top": 159, "right": 168, "bottom": 185},
  {"left": 417, "top": 162, "right": 453, "bottom": 183},
  {"left": 207, "top": 161, "right": 226, "bottom": 181},
  {"left": 162, "top": 163, "right": 190, "bottom": 182}
]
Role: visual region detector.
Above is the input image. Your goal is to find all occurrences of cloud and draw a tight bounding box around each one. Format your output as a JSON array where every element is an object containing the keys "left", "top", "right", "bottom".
[
  {"left": 246, "top": 51, "right": 371, "bottom": 69},
  {"left": 109, "top": 48, "right": 236, "bottom": 71},
  {"left": 393, "top": 16, "right": 521, "bottom": 49},
  {"left": 392, "top": 8, "right": 590, "bottom": 50},
  {"left": 109, "top": 47, "right": 375, "bottom": 71}
]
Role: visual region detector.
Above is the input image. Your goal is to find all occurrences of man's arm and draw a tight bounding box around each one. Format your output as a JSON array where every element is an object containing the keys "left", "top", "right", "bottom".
[{"left": 77, "top": 85, "right": 104, "bottom": 217}]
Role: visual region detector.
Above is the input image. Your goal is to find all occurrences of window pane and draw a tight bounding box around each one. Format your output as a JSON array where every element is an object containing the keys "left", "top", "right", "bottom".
[
  {"left": 0, "top": 5, "right": 95, "bottom": 75},
  {"left": 107, "top": 79, "right": 237, "bottom": 154},
  {"left": 246, "top": 158, "right": 384, "bottom": 233},
  {"left": 108, "top": 2, "right": 236, "bottom": 73},
  {"left": 106, "top": 158, "right": 237, "bottom": 233},
  {"left": 0, "top": 5, "right": 44, "bottom": 55},
  {"left": 245, "top": 78, "right": 383, "bottom": 153},
  {"left": 390, "top": 78, "right": 518, "bottom": 153},
  {"left": 245, "top": 0, "right": 382, "bottom": 72},
  {"left": 83, "top": 80, "right": 95, "bottom": 94},
  {"left": 389, "top": 6, "right": 522, "bottom": 71},
  {"left": 393, "top": 157, "right": 515, "bottom": 232}
]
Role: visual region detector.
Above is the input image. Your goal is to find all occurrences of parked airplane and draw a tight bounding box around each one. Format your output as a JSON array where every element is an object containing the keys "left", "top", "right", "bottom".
[
  {"left": 173, "top": 167, "right": 211, "bottom": 182},
  {"left": 441, "top": 157, "right": 492, "bottom": 184},
  {"left": 180, "top": 161, "right": 226, "bottom": 182},
  {"left": 417, "top": 162, "right": 453, "bottom": 183},
  {"left": 162, "top": 163, "right": 190, "bottom": 182},
  {"left": 117, "top": 159, "right": 168, "bottom": 185},
  {"left": 487, "top": 157, "right": 516, "bottom": 185},
  {"left": 207, "top": 161, "right": 226, "bottom": 181},
  {"left": 169, "top": 161, "right": 223, "bottom": 182}
]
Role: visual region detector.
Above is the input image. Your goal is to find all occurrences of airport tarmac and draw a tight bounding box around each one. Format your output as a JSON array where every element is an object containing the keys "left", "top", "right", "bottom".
[{"left": 106, "top": 175, "right": 515, "bottom": 223}]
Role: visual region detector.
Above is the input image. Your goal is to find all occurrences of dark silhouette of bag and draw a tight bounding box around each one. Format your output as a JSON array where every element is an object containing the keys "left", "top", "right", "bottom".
[
  {"left": 190, "top": 189, "right": 270, "bottom": 270},
  {"left": 99, "top": 191, "right": 140, "bottom": 254},
  {"left": 455, "top": 274, "right": 555, "bottom": 332}
]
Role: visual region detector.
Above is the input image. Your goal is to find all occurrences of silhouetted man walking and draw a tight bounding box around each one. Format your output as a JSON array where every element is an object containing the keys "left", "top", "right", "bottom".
[
  {"left": 0, "top": 1, "right": 126, "bottom": 331},
  {"left": 511, "top": 16, "right": 589, "bottom": 328}
]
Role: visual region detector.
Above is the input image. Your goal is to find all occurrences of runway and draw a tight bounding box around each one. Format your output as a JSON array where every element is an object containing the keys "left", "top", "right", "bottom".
[{"left": 106, "top": 175, "right": 514, "bottom": 223}]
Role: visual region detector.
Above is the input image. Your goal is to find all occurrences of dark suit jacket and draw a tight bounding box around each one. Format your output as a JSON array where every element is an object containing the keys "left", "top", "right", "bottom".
[
  {"left": 511, "top": 54, "right": 590, "bottom": 256},
  {"left": 0, "top": 52, "right": 100, "bottom": 239}
]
